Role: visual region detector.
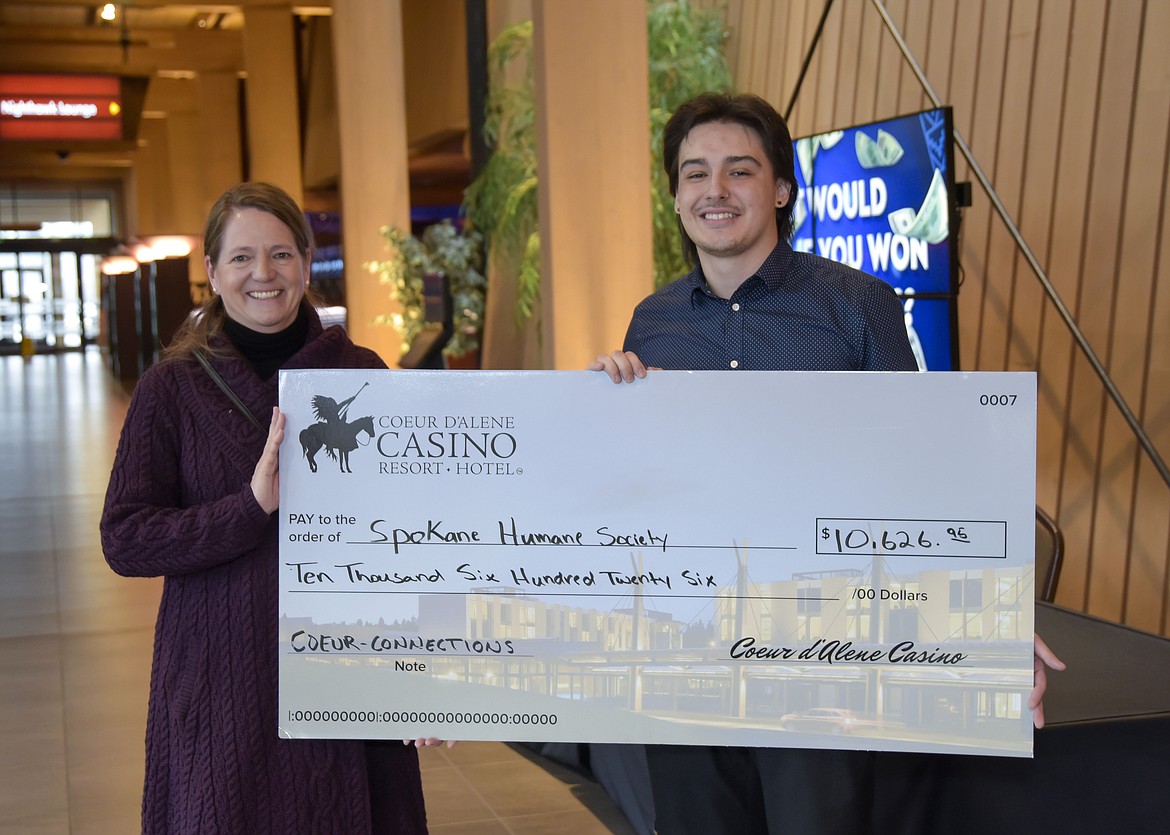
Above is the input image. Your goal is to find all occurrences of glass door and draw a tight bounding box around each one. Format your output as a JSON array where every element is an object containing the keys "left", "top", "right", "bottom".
[{"left": 0, "top": 249, "right": 100, "bottom": 353}]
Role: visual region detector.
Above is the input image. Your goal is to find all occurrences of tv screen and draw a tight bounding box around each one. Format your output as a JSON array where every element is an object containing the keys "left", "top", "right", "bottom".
[{"left": 791, "top": 107, "right": 959, "bottom": 370}]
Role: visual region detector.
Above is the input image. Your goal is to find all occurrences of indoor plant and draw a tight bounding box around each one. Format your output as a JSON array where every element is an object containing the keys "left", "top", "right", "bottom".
[{"left": 368, "top": 219, "right": 486, "bottom": 363}]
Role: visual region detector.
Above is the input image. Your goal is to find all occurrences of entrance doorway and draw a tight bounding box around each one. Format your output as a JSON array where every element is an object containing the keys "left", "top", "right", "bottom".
[
  {"left": 0, "top": 183, "right": 119, "bottom": 354},
  {"left": 0, "top": 247, "right": 101, "bottom": 353}
]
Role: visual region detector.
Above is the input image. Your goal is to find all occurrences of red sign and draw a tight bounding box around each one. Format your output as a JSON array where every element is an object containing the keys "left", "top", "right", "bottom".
[{"left": 0, "top": 74, "right": 123, "bottom": 142}]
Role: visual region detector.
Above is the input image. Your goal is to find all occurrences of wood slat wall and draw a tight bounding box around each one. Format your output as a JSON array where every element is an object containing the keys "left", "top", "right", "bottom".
[{"left": 699, "top": 0, "right": 1170, "bottom": 635}]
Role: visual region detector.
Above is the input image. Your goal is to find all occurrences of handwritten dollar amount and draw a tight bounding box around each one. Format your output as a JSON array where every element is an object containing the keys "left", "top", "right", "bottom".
[{"left": 815, "top": 518, "right": 1008, "bottom": 559}]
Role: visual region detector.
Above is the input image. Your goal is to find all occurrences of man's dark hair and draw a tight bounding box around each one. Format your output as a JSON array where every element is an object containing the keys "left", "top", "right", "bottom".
[{"left": 663, "top": 92, "right": 799, "bottom": 266}]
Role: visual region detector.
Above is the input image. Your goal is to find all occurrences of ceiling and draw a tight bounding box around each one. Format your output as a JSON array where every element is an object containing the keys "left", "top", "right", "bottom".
[
  {"left": 0, "top": 2, "right": 331, "bottom": 183},
  {"left": 0, "top": 2, "right": 255, "bottom": 77},
  {"left": 0, "top": 1, "right": 244, "bottom": 33},
  {"left": 0, "top": 2, "right": 471, "bottom": 214}
]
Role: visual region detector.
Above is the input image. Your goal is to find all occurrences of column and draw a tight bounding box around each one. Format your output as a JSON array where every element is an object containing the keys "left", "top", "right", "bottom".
[
  {"left": 532, "top": 1, "right": 654, "bottom": 369},
  {"left": 196, "top": 70, "right": 244, "bottom": 212},
  {"left": 331, "top": 0, "right": 412, "bottom": 364},
  {"left": 242, "top": 4, "right": 303, "bottom": 202}
]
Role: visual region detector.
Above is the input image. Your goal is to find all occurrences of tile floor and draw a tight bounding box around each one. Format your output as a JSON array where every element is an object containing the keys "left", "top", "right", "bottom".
[{"left": 0, "top": 350, "right": 635, "bottom": 835}]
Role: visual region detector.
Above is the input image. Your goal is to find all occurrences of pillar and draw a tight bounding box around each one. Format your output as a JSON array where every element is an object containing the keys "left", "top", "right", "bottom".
[
  {"left": 195, "top": 70, "right": 244, "bottom": 213},
  {"left": 242, "top": 4, "right": 303, "bottom": 202},
  {"left": 532, "top": 1, "right": 654, "bottom": 369},
  {"left": 331, "top": 0, "right": 412, "bottom": 364}
]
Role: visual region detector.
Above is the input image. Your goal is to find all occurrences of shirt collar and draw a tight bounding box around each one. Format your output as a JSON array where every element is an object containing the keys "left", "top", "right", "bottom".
[{"left": 686, "top": 239, "right": 794, "bottom": 305}]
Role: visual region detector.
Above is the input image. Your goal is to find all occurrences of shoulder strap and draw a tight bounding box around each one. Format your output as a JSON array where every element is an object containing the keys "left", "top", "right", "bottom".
[{"left": 192, "top": 349, "right": 265, "bottom": 431}]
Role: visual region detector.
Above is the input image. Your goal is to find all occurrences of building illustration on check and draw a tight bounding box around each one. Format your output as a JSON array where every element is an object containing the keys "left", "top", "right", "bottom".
[{"left": 280, "top": 550, "right": 1037, "bottom": 749}]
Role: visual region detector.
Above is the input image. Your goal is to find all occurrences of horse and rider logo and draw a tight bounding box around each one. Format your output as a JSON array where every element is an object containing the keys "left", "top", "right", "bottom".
[{"left": 299, "top": 382, "right": 374, "bottom": 473}]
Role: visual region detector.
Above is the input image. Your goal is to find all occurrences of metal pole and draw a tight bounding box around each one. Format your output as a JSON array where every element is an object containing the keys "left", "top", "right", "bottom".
[
  {"left": 784, "top": 0, "right": 837, "bottom": 122},
  {"left": 868, "top": 0, "right": 1169, "bottom": 490}
]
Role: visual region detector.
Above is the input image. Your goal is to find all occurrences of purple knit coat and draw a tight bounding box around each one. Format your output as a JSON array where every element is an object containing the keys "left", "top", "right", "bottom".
[{"left": 101, "top": 317, "right": 427, "bottom": 834}]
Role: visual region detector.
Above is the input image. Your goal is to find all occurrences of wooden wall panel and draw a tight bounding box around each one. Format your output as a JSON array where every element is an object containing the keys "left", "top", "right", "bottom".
[
  {"left": 746, "top": 0, "right": 777, "bottom": 105},
  {"left": 921, "top": 0, "right": 955, "bottom": 106},
  {"left": 699, "top": 0, "right": 1170, "bottom": 636},
  {"left": 1070, "top": 1, "right": 1143, "bottom": 622},
  {"left": 811, "top": 0, "right": 843, "bottom": 130},
  {"left": 1006, "top": 2, "right": 1069, "bottom": 378},
  {"left": 1104, "top": 0, "right": 1170, "bottom": 632},
  {"left": 1036, "top": 0, "right": 1108, "bottom": 610},
  {"left": 780, "top": 3, "right": 813, "bottom": 124},
  {"left": 981, "top": 0, "right": 1039, "bottom": 373},
  {"left": 842, "top": 0, "right": 879, "bottom": 122},
  {"left": 895, "top": 0, "right": 931, "bottom": 115},
  {"left": 1013, "top": 1, "right": 1072, "bottom": 523},
  {"left": 1140, "top": 162, "right": 1170, "bottom": 633},
  {"left": 960, "top": 0, "right": 1011, "bottom": 369},
  {"left": 720, "top": 0, "right": 745, "bottom": 80},
  {"left": 871, "top": 0, "right": 909, "bottom": 134}
]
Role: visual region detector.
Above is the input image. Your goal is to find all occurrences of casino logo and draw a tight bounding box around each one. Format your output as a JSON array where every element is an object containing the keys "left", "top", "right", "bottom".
[{"left": 298, "top": 382, "right": 373, "bottom": 474}]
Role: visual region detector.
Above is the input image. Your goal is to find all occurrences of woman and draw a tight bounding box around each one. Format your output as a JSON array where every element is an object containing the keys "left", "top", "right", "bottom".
[{"left": 101, "top": 182, "right": 429, "bottom": 834}]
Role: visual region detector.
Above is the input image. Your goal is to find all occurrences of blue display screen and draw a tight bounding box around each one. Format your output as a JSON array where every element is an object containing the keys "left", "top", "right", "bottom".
[{"left": 792, "top": 107, "right": 958, "bottom": 370}]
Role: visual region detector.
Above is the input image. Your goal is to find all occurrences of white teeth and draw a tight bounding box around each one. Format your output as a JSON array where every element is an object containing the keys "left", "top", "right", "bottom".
[
  {"left": 249, "top": 290, "right": 281, "bottom": 299},
  {"left": 704, "top": 212, "right": 735, "bottom": 220}
]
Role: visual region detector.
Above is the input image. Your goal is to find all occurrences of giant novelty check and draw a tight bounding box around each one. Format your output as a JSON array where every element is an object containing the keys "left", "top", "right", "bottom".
[{"left": 278, "top": 370, "right": 1037, "bottom": 757}]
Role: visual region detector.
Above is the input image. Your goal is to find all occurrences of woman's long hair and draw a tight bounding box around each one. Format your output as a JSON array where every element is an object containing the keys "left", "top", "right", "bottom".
[{"left": 163, "top": 182, "right": 320, "bottom": 361}]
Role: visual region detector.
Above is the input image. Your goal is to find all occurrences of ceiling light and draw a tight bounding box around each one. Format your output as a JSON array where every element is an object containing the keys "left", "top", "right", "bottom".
[
  {"left": 101, "top": 255, "right": 138, "bottom": 275},
  {"left": 99, "top": 4, "right": 117, "bottom": 23}
]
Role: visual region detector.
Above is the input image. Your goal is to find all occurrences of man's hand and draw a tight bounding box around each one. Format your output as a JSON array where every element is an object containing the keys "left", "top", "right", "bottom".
[
  {"left": 587, "top": 350, "right": 656, "bottom": 383},
  {"left": 1030, "top": 633, "right": 1067, "bottom": 729},
  {"left": 250, "top": 407, "right": 285, "bottom": 514}
]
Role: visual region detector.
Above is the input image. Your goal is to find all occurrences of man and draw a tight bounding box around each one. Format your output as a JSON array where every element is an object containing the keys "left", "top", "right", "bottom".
[{"left": 590, "top": 92, "right": 1064, "bottom": 834}]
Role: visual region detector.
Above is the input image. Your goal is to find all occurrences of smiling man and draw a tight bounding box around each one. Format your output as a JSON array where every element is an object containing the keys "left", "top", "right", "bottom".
[
  {"left": 590, "top": 93, "right": 1064, "bottom": 835},
  {"left": 595, "top": 92, "right": 915, "bottom": 378}
]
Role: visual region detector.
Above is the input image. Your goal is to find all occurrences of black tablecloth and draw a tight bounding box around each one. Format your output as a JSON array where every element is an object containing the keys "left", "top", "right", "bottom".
[{"left": 530, "top": 602, "right": 1170, "bottom": 834}]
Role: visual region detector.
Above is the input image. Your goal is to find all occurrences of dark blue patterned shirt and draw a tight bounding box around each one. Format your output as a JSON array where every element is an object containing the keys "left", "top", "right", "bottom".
[{"left": 624, "top": 240, "right": 918, "bottom": 372}]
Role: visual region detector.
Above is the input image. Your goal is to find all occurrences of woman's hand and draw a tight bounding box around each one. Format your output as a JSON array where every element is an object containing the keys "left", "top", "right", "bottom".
[
  {"left": 250, "top": 407, "right": 285, "bottom": 514},
  {"left": 403, "top": 738, "right": 457, "bottom": 749}
]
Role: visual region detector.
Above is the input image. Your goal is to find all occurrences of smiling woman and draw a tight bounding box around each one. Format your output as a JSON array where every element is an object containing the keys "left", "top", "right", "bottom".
[
  {"left": 100, "top": 182, "right": 435, "bottom": 834},
  {"left": 206, "top": 206, "right": 309, "bottom": 334}
]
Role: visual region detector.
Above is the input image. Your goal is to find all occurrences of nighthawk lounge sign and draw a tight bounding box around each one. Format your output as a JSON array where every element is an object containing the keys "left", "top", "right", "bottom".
[{"left": 0, "top": 74, "right": 122, "bottom": 141}]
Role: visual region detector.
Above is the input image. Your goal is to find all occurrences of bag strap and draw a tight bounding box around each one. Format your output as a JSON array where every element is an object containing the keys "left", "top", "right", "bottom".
[{"left": 192, "top": 349, "right": 265, "bottom": 431}]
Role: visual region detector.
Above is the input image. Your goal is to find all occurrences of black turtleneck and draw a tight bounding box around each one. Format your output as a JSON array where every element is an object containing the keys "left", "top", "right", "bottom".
[{"left": 223, "top": 305, "right": 310, "bottom": 380}]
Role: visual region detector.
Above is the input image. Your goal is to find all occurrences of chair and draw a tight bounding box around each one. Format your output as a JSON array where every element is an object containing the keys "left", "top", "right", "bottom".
[{"left": 1034, "top": 506, "right": 1064, "bottom": 602}]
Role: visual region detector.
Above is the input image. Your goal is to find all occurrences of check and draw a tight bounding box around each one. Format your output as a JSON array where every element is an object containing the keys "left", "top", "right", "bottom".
[{"left": 278, "top": 370, "right": 1037, "bottom": 757}]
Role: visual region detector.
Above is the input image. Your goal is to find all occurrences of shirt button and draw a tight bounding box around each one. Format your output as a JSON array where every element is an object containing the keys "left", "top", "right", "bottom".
[
  {"left": 731, "top": 303, "right": 741, "bottom": 311},
  {"left": 729, "top": 360, "right": 739, "bottom": 369}
]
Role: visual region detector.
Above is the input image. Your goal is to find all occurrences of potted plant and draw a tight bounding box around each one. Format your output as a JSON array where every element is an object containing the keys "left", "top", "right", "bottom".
[
  {"left": 646, "top": 0, "right": 733, "bottom": 287},
  {"left": 373, "top": 2, "right": 731, "bottom": 362},
  {"left": 462, "top": 20, "right": 540, "bottom": 327},
  {"left": 368, "top": 219, "right": 487, "bottom": 366}
]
